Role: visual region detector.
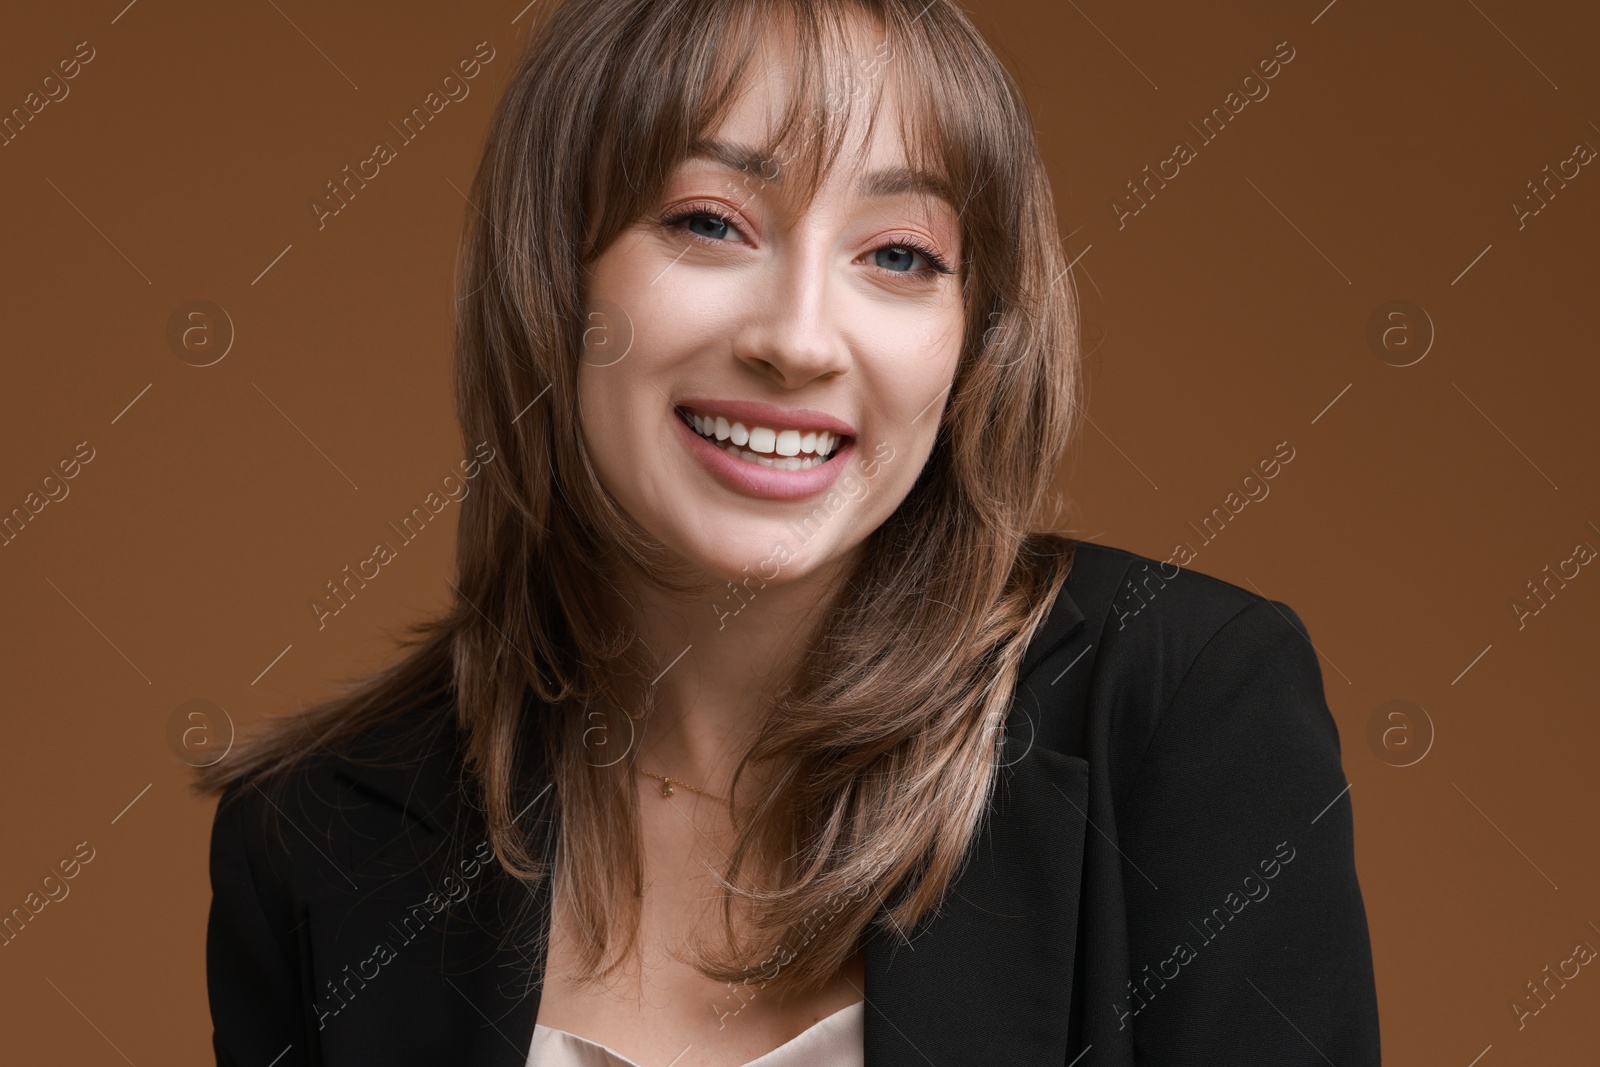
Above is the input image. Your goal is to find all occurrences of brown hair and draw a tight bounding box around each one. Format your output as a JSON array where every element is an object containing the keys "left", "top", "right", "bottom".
[{"left": 200, "top": 0, "right": 1083, "bottom": 998}]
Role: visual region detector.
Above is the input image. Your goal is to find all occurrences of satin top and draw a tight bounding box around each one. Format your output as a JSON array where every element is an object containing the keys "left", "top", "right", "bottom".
[{"left": 526, "top": 999, "right": 865, "bottom": 1067}]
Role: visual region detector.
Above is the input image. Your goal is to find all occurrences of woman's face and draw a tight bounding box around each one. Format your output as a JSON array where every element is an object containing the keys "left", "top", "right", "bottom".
[{"left": 578, "top": 38, "right": 965, "bottom": 594}]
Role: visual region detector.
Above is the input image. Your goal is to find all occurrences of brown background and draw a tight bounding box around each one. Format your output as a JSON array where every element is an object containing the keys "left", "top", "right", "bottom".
[{"left": 2, "top": 0, "right": 1597, "bottom": 1062}]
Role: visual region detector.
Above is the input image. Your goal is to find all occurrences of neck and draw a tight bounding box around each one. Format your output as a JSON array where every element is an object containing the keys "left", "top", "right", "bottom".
[{"left": 610, "top": 549, "right": 854, "bottom": 800}]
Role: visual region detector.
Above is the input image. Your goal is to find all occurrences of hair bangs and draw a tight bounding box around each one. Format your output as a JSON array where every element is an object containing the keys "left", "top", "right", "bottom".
[{"left": 582, "top": 0, "right": 976, "bottom": 268}]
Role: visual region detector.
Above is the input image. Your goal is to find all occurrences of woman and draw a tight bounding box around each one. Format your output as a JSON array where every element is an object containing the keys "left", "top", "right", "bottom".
[{"left": 202, "top": 0, "right": 1381, "bottom": 1064}]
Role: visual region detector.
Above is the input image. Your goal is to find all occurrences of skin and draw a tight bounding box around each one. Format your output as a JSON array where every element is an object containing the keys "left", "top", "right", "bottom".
[{"left": 547, "top": 18, "right": 968, "bottom": 1067}]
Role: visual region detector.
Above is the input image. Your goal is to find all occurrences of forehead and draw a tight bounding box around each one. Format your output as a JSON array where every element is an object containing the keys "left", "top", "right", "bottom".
[
  {"left": 682, "top": 136, "right": 955, "bottom": 212},
  {"left": 686, "top": 33, "right": 956, "bottom": 213}
]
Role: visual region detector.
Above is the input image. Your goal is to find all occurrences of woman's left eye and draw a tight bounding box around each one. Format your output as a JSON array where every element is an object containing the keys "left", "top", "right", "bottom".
[
  {"left": 873, "top": 245, "right": 933, "bottom": 273},
  {"left": 870, "top": 240, "right": 954, "bottom": 277}
]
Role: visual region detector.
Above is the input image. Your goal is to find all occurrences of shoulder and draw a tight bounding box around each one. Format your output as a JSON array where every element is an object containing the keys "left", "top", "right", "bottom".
[
  {"left": 205, "top": 694, "right": 528, "bottom": 1052},
  {"left": 1040, "top": 538, "right": 1315, "bottom": 688},
  {"left": 1024, "top": 539, "right": 1332, "bottom": 790},
  {"left": 1051, "top": 551, "right": 1379, "bottom": 1062},
  {"left": 1066, "top": 538, "right": 1287, "bottom": 638},
  {"left": 209, "top": 697, "right": 470, "bottom": 900}
]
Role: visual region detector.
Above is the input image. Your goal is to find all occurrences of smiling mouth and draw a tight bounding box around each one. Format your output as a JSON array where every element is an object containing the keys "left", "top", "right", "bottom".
[{"left": 675, "top": 406, "right": 851, "bottom": 471}]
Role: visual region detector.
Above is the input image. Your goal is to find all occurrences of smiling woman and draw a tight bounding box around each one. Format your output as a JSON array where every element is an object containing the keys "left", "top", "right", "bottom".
[{"left": 197, "top": 1, "right": 1379, "bottom": 1065}]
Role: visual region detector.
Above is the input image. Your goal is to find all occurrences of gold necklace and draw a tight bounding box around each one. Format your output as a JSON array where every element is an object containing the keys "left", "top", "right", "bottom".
[{"left": 636, "top": 767, "right": 731, "bottom": 806}]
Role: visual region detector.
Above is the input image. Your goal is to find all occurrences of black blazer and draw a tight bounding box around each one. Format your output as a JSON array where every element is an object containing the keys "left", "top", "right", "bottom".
[{"left": 207, "top": 540, "right": 1381, "bottom": 1065}]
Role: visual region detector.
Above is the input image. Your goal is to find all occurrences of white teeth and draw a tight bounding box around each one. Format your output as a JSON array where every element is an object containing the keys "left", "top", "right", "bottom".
[
  {"left": 711, "top": 440, "right": 830, "bottom": 470},
  {"left": 682, "top": 409, "right": 844, "bottom": 463}
]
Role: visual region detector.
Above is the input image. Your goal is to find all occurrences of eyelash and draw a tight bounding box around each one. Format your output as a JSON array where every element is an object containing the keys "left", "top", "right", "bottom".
[{"left": 656, "top": 201, "right": 957, "bottom": 278}]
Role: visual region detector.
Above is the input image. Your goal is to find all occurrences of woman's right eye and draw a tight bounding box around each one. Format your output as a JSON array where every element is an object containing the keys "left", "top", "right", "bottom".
[
  {"left": 683, "top": 214, "right": 732, "bottom": 240},
  {"left": 659, "top": 203, "right": 745, "bottom": 244}
]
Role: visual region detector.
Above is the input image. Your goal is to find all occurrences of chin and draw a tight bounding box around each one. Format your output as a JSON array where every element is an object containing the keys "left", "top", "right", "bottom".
[
  {"left": 691, "top": 534, "right": 836, "bottom": 631},
  {"left": 683, "top": 522, "right": 840, "bottom": 586}
]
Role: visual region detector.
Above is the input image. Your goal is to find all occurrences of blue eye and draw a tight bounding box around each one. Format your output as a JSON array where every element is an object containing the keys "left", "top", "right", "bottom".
[
  {"left": 686, "top": 214, "right": 732, "bottom": 240},
  {"left": 660, "top": 203, "right": 955, "bottom": 278},
  {"left": 874, "top": 245, "right": 926, "bottom": 272},
  {"left": 659, "top": 205, "right": 743, "bottom": 242}
]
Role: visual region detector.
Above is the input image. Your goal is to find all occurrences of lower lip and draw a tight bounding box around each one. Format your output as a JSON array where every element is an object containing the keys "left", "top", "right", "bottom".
[{"left": 673, "top": 412, "right": 855, "bottom": 501}]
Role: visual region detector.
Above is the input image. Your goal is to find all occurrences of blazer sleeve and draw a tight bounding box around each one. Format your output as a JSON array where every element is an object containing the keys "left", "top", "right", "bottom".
[
  {"left": 207, "top": 782, "right": 315, "bottom": 1066},
  {"left": 1115, "top": 597, "right": 1381, "bottom": 1065}
]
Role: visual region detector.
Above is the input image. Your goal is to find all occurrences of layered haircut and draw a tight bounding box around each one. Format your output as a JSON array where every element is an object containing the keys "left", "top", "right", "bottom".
[{"left": 201, "top": 0, "right": 1084, "bottom": 998}]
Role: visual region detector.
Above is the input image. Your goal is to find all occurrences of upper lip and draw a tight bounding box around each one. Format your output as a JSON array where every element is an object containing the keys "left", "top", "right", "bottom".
[{"left": 675, "top": 398, "right": 857, "bottom": 438}]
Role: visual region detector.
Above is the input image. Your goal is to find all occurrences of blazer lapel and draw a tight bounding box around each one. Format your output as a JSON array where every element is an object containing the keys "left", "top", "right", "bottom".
[
  {"left": 434, "top": 824, "right": 552, "bottom": 1065},
  {"left": 863, "top": 739, "right": 1089, "bottom": 1066},
  {"left": 864, "top": 580, "right": 1091, "bottom": 1067},
  {"left": 329, "top": 710, "right": 551, "bottom": 1065},
  {"left": 425, "top": 744, "right": 559, "bottom": 1064}
]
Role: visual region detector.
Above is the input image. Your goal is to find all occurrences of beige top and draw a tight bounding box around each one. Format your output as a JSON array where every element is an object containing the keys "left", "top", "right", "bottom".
[{"left": 526, "top": 999, "right": 865, "bottom": 1067}]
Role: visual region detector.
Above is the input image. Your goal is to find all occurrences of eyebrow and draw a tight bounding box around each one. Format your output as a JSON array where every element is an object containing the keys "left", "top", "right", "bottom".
[{"left": 685, "top": 137, "right": 956, "bottom": 209}]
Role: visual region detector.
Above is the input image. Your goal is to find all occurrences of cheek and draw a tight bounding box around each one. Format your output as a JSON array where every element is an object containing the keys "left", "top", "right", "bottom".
[
  {"left": 881, "top": 310, "right": 964, "bottom": 432},
  {"left": 577, "top": 275, "right": 664, "bottom": 471},
  {"left": 885, "top": 321, "right": 962, "bottom": 473},
  {"left": 574, "top": 364, "right": 608, "bottom": 459},
  {"left": 843, "top": 317, "right": 962, "bottom": 517},
  {"left": 577, "top": 377, "right": 658, "bottom": 510}
]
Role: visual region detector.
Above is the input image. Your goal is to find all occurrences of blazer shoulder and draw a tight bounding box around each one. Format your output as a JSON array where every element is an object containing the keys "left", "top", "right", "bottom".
[
  {"left": 210, "top": 698, "right": 467, "bottom": 894},
  {"left": 1020, "top": 538, "right": 1286, "bottom": 687},
  {"left": 1066, "top": 540, "right": 1271, "bottom": 636},
  {"left": 1061, "top": 539, "right": 1308, "bottom": 666},
  {"left": 1040, "top": 540, "right": 1322, "bottom": 778}
]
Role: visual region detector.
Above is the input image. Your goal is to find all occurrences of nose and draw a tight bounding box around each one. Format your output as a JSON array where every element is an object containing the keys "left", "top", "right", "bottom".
[{"left": 730, "top": 235, "right": 851, "bottom": 388}]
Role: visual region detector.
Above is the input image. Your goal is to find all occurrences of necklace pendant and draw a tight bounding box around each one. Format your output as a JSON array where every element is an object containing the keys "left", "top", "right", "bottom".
[{"left": 660, "top": 782, "right": 674, "bottom": 797}]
